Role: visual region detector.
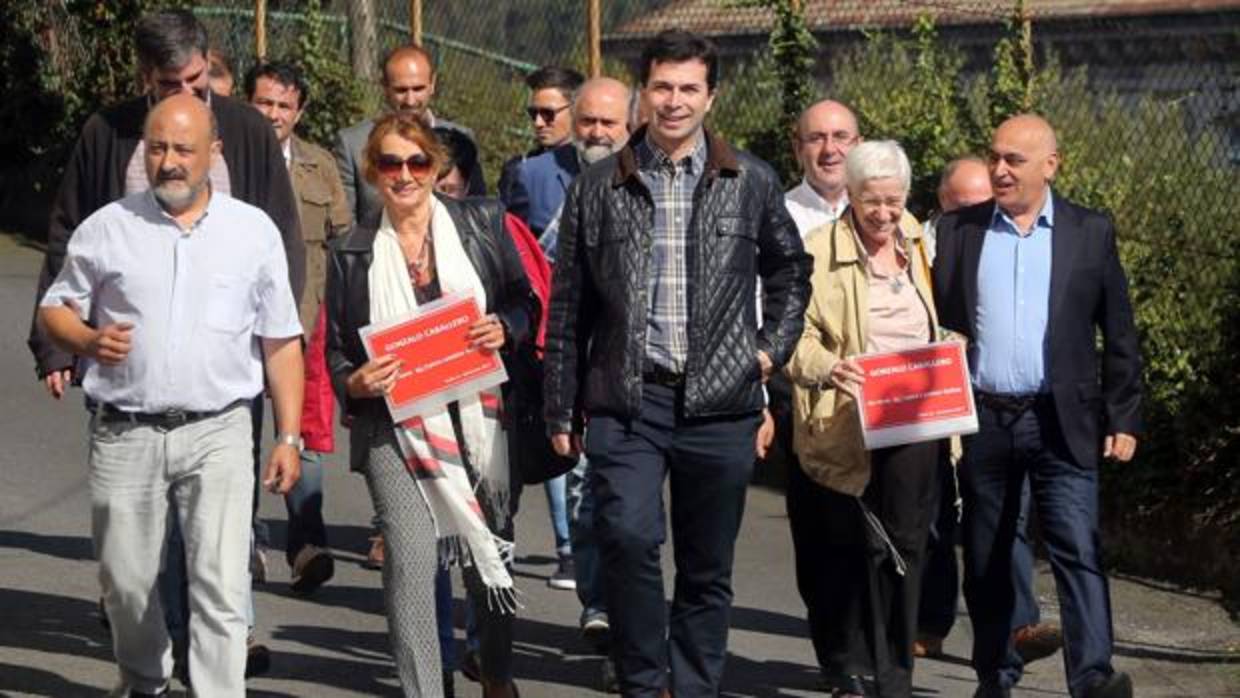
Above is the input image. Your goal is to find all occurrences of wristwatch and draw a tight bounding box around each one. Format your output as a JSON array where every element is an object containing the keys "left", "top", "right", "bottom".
[{"left": 276, "top": 433, "right": 303, "bottom": 451}]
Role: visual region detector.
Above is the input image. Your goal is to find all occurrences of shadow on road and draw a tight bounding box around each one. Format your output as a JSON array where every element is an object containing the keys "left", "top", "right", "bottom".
[
  {"left": 0, "top": 662, "right": 107, "bottom": 697},
  {"left": 730, "top": 604, "right": 807, "bottom": 639},
  {"left": 265, "top": 624, "right": 401, "bottom": 696},
  {"left": 0, "top": 588, "right": 113, "bottom": 695},
  {"left": 0, "top": 529, "right": 94, "bottom": 561}
]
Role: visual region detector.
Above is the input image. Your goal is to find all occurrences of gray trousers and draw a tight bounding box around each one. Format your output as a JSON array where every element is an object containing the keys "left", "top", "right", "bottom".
[
  {"left": 365, "top": 426, "right": 515, "bottom": 697},
  {"left": 90, "top": 404, "right": 253, "bottom": 697}
]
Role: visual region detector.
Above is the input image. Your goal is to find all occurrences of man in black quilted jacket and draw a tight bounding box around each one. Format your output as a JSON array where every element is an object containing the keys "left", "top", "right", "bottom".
[{"left": 543, "top": 29, "right": 811, "bottom": 698}]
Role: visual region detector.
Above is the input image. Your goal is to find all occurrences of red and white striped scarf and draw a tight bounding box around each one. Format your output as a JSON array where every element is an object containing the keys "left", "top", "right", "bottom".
[{"left": 369, "top": 201, "right": 515, "bottom": 607}]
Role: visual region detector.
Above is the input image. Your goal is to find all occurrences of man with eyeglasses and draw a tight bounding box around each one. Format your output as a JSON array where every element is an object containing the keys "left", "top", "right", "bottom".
[
  {"left": 497, "top": 66, "right": 584, "bottom": 209},
  {"left": 785, "top": 99, "right": 862, "bottom": 235},
  {"left": 772, "top": 99, "right": 868, "bottom": 692}
]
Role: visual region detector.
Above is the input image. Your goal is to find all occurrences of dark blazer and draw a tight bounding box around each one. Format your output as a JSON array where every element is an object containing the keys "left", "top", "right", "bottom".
[
  {"left": 324, "top": 195, "right": 540, "bottom": 470},
  {"left": 932, "top": 192, "right": 1143, "bottom": 468},
  {"left": 28, "top": 93, "right": 303, "bottom": 377},
  {"left": 507, "top": 144, "right": 580, "bottom": 237}
]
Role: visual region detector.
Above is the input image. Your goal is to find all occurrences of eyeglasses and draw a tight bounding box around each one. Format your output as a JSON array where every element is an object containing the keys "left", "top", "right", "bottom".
[
  {"left": 526, "top": 104, "right": 570, "bottom": 123},
  {"left": 375, "top": 153, "right": 434, "bottom": 178}
]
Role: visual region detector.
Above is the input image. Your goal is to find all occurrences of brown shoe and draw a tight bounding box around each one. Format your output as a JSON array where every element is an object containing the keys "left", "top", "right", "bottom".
[
  {"left": 363, "top": 534, "right": 385, "bottom": 570},
  {"left": 1013, "top": 622, "right": 1062, "bottom": 664},
  {"left": 913, "top": 633, "right": 945, "bottom": 658},
  {"left": 290, "top": 545, "right": 335, "bottom": 595}
]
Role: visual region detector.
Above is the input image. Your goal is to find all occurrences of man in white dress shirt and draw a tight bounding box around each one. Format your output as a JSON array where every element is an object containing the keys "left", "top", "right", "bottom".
[
  {"left": 38, "top": 94, "right": 304, "bottom": 698},
  {"left": 783, "top": 99, "right": 862, "bottom": 236},
  {"left": 777, "top": 98, "right": 864, "bottom": 686}
]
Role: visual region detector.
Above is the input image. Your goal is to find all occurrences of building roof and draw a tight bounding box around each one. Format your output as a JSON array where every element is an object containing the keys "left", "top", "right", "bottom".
[{"left": 608, "top": 0, "right": 1240, "bottom": 40}]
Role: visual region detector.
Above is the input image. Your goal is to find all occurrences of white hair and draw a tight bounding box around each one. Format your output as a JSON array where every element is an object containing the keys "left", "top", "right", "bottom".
[{"left": 844, "top": 140, "right": 912, "bottom": 193}]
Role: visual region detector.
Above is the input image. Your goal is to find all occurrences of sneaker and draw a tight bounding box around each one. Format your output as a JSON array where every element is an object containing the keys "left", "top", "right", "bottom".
[
  {"left": 363, "top": 534, "right": 385, "bottom": 570},
  {"left": 600, "top": 655, "right": 619, "bottom": 693},
  {"left": 250, "top": 545, "right": 270, "bottom": 584},
  {"left": 548, "top": 555, "right": 577, "bottom": 590},
  {"left": 1012, "top": 621, "right": 1062, "bottom": 664},
  {"left": 290, "top": 545, "right": 335, "bottom": 595},
  {"left": 245, "top": 638, "right": 271, "bottom": 678},
  {"left": 913, "top": 632, "right": 945, "bottom": 658},
  {"left": 828, "top": 674, "right": 866, "bottom": 698},
  {"left": 581, "top": 611, "right": 611, "bottom": 651},
  {"left": 1083, "top": 671, "right": 1133, "bottom": 698}
]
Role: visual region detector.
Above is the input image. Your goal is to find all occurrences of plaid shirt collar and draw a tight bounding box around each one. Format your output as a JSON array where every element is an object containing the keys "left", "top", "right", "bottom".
[{"left": 636, "top": 130, "right": 708, "bottom": 178}]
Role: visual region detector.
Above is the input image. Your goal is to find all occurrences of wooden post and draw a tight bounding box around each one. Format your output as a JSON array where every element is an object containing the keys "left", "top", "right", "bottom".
[
  {"left": 587, "top": 0, "right": 601, "bottom": 78},
  {"left": 255, "top": 0, "right": 267, "bottom": 61},
  {"left": 410, "top": 0, "right": 423, "bottom": 46}
]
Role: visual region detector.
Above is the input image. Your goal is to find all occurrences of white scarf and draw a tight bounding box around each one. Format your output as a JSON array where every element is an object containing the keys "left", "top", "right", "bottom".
[{"left": 368, "top": 199, "right": 515, "bottom": 608}]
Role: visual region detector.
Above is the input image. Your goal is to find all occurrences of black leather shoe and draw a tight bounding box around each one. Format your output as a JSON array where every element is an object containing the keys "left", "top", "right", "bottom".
[
  {"left": 973, "top": 683, "right": 1011, "bottom": 698},
  {"left": 1084, "top": 672, "right": 1133, "bottom": 698},
  {"left": 129, "top": 690, "right": 168, "bottom": 697}
]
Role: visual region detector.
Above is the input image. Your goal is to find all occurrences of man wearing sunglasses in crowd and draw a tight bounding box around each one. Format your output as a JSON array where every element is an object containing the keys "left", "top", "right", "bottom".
[
  {"left": 497, "top": 66, "right": 584, "bottom": 210},
  {"left": 334, "top": 44, "right": 484, "bottom": 231}
]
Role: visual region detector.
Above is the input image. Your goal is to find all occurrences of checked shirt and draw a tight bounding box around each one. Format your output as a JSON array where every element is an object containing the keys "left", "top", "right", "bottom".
[{"left": 636, "top": 132, "right": 707, "bottom": 375}]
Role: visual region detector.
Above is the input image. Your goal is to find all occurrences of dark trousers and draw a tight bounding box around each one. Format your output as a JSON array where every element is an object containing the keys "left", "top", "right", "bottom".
[
  {"left": 961, "top": 401, "right": 1115, "bottom": 697},
  {"left": 587, "top": 383, "right": 761, "bottom": 697},
  {"left": 918, "top": 456, "right": 1043, "bottom": 639},
  {"left": 786, "top": 437, "right": 938, "bottom": 697}
]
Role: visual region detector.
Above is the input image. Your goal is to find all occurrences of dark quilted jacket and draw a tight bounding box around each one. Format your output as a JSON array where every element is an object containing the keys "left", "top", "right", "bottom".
[{"left": 543, "top": 127, "right": 812, "bottom": 434}]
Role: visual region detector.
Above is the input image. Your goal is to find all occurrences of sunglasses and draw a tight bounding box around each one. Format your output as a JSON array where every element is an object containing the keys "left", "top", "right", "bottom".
[
  {"left": 375, "top": 153, "right": 434, "bottom": 178},
  {"left": 526, "top": 104, "right": 570, "bottom": 123}
]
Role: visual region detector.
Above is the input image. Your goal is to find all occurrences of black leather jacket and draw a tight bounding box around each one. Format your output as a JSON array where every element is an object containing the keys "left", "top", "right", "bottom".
[
  {"left": 325, "top": 195, "right": 540, "bottom": 469},
  {"left": 543, "top": 128, "right": 812, "bottom": 434}
]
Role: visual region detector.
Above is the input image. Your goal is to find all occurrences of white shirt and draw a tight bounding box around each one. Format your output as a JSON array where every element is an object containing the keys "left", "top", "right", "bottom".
[
  {"left": 41, "top": 190, "right": 302, "bottom": 412},
  {"left": 784, "top": 179, "right": 848, "bottom": 238}
]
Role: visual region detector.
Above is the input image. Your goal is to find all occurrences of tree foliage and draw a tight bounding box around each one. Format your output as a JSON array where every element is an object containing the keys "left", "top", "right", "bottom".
[
  {"left": 282, "top": 0, "right": 367, "bottom": 148},
  {"left": 825, "top": 10, "right": 1240, "bottom": 594}
]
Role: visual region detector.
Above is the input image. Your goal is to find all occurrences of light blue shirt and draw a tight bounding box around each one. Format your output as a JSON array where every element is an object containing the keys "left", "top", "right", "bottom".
[
  {"left": 41, "top": 190, "right": 302, "bottom": 412},
  {"left": 971, "top": 191, "right": 1054, "bottom": 394}
]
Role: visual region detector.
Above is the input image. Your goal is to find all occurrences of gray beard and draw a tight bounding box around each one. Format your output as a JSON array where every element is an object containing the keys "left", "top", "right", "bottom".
[
  {"left": 152, "top": 180, "right": 205, "bottom": 212},
  {"left": 575, "top": 140, "right": 620, "bottom": 165}
]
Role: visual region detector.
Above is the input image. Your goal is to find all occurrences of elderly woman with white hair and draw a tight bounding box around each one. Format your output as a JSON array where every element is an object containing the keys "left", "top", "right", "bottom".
[{"left": 785, "top": 140, "right": 942, "bottom": 698}]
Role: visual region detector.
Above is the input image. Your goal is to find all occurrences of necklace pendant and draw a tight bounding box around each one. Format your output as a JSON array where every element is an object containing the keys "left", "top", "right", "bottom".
[{"left": 890, "top": 276, "right": 904, "bottom": 293}]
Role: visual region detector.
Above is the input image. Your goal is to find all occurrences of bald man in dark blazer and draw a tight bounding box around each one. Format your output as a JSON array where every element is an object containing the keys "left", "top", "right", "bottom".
[{"left": 933, "top": 114, "right": 1141, "bottom": 698}]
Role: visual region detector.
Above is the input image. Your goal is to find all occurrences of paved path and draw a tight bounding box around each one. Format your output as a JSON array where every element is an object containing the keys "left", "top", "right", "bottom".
[{"left": 1, "top": 234, "right": 1237, "bottom": 697}]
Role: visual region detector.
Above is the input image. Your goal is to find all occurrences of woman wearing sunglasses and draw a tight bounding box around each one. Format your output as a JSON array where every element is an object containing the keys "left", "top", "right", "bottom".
[{"left": 325, "top": 112, "right": 539, "bottom": 698}]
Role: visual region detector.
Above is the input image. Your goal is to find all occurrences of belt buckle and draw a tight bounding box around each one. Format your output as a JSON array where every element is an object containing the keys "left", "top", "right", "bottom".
[{"left": 162, "top": 408, "right": 189, "bottom": 424}]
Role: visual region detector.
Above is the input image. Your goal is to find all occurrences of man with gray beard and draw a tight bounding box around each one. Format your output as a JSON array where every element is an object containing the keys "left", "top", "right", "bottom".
[
  {"left": 37, "top": 94, "right": 304, "bottom": 698},
  {"left": 528, "top": 77, "right": 632, "bottom": 262}
]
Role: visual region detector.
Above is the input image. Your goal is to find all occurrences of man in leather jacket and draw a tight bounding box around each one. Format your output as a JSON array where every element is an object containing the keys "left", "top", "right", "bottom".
[{"left": 543, "top": 29, "right": 811, "bottom": 698}]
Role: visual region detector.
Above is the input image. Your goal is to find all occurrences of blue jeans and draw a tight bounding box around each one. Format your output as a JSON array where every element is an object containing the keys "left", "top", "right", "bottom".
[
  {"left": 284, "top": 450, "right": 328, "bottom": 563},
  {"left": 545, "top": 473, "right": 571, "bottom": 556},
  {"left": 918, "top": 456, "right": 1041, "bottom": 639},
  {"left": 961, "top": 401, "right": 1116, "bottom": 698},
  {"left": 588, "top": 384, "right": 761, "bottom": 697},
  {"left": 566, "top": 455, "right": 606, "bottom": 621}
]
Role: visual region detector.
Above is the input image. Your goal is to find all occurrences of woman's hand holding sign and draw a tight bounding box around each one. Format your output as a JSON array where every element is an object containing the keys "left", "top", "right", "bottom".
[
  {"left": 828, "top": 358, "right": 866, "bottom": 397},
  {"left": 348, "top": 355, "right": 403, "bottom": 398},
  {"left": 467, "top": 313, "right": 506, "bottom": 352}
]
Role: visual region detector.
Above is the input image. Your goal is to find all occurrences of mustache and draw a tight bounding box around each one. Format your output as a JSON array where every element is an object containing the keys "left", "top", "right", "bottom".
[{"left": 156, "top": 167, "right": 188, "bottom": 183}]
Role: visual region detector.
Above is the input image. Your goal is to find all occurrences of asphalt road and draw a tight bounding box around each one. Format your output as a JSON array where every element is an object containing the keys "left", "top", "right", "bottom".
[{"left": 1, "top": 234, "right": 1237, "bottom": 697}]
